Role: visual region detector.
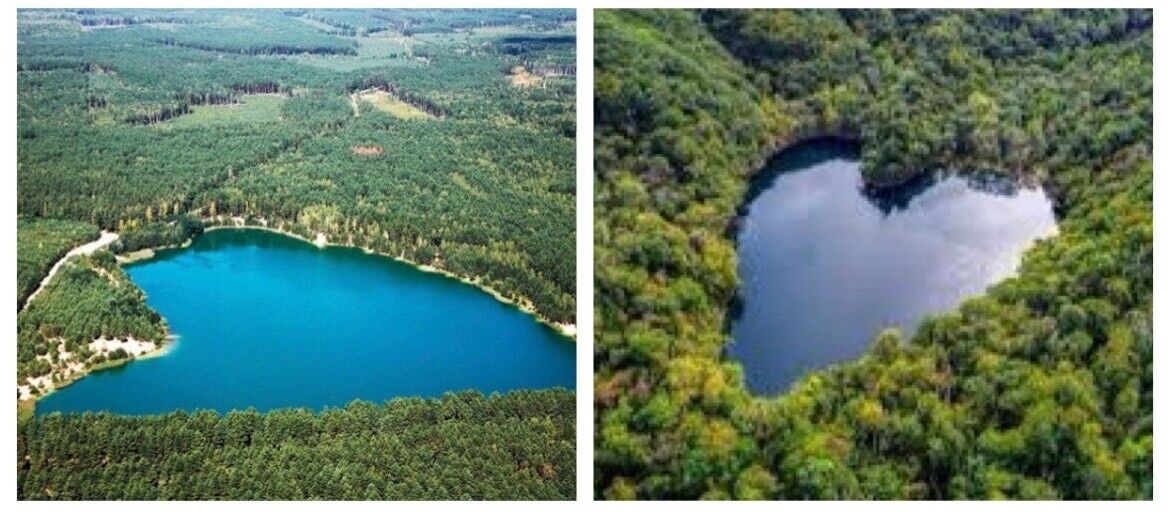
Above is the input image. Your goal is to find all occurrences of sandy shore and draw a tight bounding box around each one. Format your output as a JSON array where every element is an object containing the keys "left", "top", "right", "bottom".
[
  {"left": 89, "top": 336, "right": 159, "bottom": 357},
  {"left": 18, "top": 336, "right": 163, "bottom": 401},
  {"left": 117, "top": 248, "right": 155, "bottom": 263}
]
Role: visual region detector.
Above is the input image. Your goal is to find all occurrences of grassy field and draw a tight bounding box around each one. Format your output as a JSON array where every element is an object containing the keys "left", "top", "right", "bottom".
[
  {"left": 290, "top": 36, "right": 415, "bottom": 72},
  {"left": 159, "top": 94, "right": 286, "bottom": 129},
  {"left": 358, "top": 90, "right": 434, "bottom": 120}
]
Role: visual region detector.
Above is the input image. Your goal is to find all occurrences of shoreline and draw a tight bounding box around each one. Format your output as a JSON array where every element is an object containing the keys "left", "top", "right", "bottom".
[
  {"left": 190, "top": 221, "right": 577, "bottom": 339},
  {"left": 18, "top": 333, "right": 175, "bottom": 410},
  {"left": 116, "top": 238, "right": 194, "bottom": 265},
  {"left": 18, "top": 215, "right": 574, "bottom": 415}
]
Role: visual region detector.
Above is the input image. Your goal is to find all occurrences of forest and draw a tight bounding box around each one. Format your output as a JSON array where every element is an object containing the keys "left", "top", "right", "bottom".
[
  {"left": 18, "top": 389, "right": 575, "bottom": 500},
  {"left": 594, "top": 9, "right": 1152, "bottom": 499}
]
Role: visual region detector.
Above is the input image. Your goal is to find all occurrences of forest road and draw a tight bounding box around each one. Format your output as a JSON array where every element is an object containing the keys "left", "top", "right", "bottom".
[
  {"left": 349, "top": 93, "right": 360, "bottom": 117},
  {"left": 22, "top": 230, "right": 120, "bottom": 311}
]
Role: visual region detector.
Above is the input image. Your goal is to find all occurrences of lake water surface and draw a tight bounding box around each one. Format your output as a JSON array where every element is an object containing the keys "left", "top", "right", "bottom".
[
  {"left": 38, "top": 228, "right": 574, "bottom": 415},
  {"left": 729, "top": 140, "right": 1056, "bottom": 394}
]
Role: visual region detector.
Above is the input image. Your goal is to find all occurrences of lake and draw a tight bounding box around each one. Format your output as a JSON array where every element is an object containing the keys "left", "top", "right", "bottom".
[
  {"left": 37, "top": 228, "right": 575, "bottom": 415},
  {"left": 729, "top": 140, "right": 1056, "bottom": 395}
]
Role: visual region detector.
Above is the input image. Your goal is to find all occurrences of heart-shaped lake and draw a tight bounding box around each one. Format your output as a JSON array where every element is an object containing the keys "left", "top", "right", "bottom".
[
  {"left": 37, "top": 228, "right": 575, "bottom": 415},
  {"left": 729, "top": 140, "right": 1057, "bottom": 394}
]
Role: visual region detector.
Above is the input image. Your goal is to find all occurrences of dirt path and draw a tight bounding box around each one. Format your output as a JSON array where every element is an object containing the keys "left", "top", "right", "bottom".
[
  {"left": 349, "top": 92, "right": 360, "bottom": 117},
  {"left": 22, "top": 231, "right": 119, "bottom": 310}
]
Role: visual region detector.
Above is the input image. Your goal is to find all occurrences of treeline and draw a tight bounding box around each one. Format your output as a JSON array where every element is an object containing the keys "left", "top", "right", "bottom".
[
  {"left": 232, "top": 81, "right": 284, "bottom": 95},
  {"left": 594, "top": 9, "right": 1151, "bottom": 499},
  {"left": 350, "top": 79, "right": 448, "bottom": 118},
  {"left": 124, "top": 102, "right": 193, "bottom": 125},
  {"left": 291, "top": 10, "right": 392, "bottom": 37},
  {"left": 148, "top": 13, "right": 361, "bottom": 58},
  {"left": 17, "top": 60, "right": 90, "bottom": 73},
  {"left": 19, "top": 390, "right": 575, "bottom": 500},
  {"left": 496, "top": 34, "right": 577, "bottom": 59},
  {"left": 80, "top": 15, "right": 190, "bottom": 27},
  {"left": 132, "top": 82, "right": 291, "bottom": 124},
  {"left": 156, "top": 36, "right": 358, "bottom": 57},
  {"left": 501, "top": 63, "right": 577, "bottom": 76},
  {"left": 375, "top": 9, "right": 573, "bottom": 36},
  {"left": 80, "top": 17, "right": 139, "bottom": 27}
]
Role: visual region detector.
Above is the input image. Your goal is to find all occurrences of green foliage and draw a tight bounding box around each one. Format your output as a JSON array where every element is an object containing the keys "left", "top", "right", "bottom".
[
  {"left": 152, "top": 12, "right": 360, "bottom": 56},
  {"left": 699, "top": 9, "right": 1152, "bottom": 189},
  {"left": 113, "top": 214, "right": 205, "bottom": 253},
  {"left": 18, "top": 389, "right": 575, "bottom": 500},
  {"left": 594, "top": 9, "right": 1151, "bottom": 500},
  {"left": 16, "top": 216, "right": 98, "bottom": 307}
]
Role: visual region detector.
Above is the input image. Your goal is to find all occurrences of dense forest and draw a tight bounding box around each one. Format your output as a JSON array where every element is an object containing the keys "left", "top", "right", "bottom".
[
  {"left": 19, "top": 389, "right": 575, "bottom": 500},
  {"left": 594, "top": 9, "right": 1152, "bottom": 499}
]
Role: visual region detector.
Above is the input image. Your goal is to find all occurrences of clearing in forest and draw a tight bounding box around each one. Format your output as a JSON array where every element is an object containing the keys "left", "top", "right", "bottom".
[
  {"left": 358, "top": 90, "right": 434, "bottom": 120},
  {"left": 351, "top": 145, "right": 383, "bottom": 156},
  {"left": 291, "top": 37, "right": 413, "bottom": 72},
  {"left": 507, "top": 66, "right": 542, "bottom": 87},
  {"left": 506, "top": 65, "right": 570, "bottom": 88},
  {"left": 159, "top": 94, "right": 286, "bottom": 128}
]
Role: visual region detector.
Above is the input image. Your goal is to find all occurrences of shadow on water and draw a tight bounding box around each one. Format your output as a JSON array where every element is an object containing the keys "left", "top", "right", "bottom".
[
  {"left": 866, "top": 170, "right": 1043, "bottom": 215},
  {"left": 734, "top": 137, "right": 1040, "bottom": 219},
  {"left": 738, "top": 138, "right": 861, "bottom": 219},
  {"left": 727, "top": 139, "right": 852, "bottom": 340}
]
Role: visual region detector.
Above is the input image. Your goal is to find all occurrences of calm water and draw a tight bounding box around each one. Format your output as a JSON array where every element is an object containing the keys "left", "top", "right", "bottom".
[
  {"left": 38, "top": 229, "right": 575, "bottom": 415},
  {"left": 729, "top": 141, "right": 1056, "bottom": 395}
]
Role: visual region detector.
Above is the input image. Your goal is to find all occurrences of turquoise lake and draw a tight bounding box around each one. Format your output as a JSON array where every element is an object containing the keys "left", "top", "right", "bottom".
[{"left": 37, "top": 228, "right": 575, "bottom": 415}]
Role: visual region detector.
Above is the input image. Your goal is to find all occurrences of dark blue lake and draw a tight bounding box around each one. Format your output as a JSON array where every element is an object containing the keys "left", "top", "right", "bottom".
[
  {"left": 37, "top": 228, "right": 575, "bottom": 415},
  {"left": 729, "top": 141, "right": 1056, "bottom": 395}
]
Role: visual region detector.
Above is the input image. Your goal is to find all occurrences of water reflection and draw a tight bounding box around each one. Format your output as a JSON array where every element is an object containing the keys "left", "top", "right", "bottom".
[{"left": 729, "top": 140, "right": 1056, "bottom": 394}]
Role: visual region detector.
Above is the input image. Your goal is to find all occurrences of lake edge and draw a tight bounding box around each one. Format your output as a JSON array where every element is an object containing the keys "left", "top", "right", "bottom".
[{"left": 126, "top": 222, "right": 577, "bottom": 339}]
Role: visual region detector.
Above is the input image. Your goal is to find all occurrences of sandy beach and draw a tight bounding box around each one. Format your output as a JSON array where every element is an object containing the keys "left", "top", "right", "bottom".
[{"left": 18, "top": 336, "right": 163, "bottom": 401}]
